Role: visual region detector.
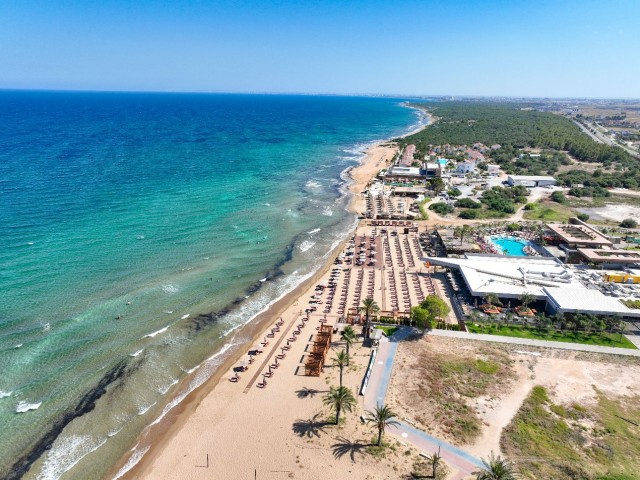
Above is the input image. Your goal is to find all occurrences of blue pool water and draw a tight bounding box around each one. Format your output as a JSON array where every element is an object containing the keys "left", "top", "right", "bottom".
[{"left": 490, "top": 236, "right": 532, "bottom": 256}]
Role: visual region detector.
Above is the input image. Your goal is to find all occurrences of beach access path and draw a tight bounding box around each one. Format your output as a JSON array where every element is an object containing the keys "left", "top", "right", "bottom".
[
  {"left": 364, "top": 328, "right": 482, "bottom": 479},
  {"left": 427, "top": 329, "right": 640, "bottom": 357}
]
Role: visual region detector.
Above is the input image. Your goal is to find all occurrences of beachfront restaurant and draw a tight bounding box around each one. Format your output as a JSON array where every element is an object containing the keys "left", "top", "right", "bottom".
[{"left": 425, "top": 254, "right": 640, "bottom": 318}]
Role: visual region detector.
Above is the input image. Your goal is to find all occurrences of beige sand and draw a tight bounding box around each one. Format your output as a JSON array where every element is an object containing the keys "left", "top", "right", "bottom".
[{"left": 111, "top": 141, "right": 443, "bottom": 480}]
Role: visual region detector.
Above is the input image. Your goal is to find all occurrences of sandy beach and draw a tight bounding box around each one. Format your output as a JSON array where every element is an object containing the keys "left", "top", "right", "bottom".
[{"left": 109, "top": 139, "right": 414, "bottom": 479}]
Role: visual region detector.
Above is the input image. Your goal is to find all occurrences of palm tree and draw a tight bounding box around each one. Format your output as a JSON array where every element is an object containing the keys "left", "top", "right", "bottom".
[
  {"left": 333, "top": 350, "right": 350, "bottom": 388},
  {"left": 359, "top": 297, "right": 380, "bottom": 340},
  {"left": 340, "top": 326, "right": 357, "bottom": 363},
  {"left": 474, "top": 452, "right": 519, "bottom": 480},
  {"left": 322, "top": 386, "right": 356, "bottom": 425},
  {"left": 426, "top": 447, "right": 442, "bottom": 478},
  {"left": 519, "top": 292, "right": 534, "bottom": 312},
  {"left": 484, "top": 293, "right": 501, "bottom": 307},
  {"left": 457, "top": 224, "right": 471, "bottom": 245},
  {"left": 366, "top": 404, "right": 400, "bottom": 446}
]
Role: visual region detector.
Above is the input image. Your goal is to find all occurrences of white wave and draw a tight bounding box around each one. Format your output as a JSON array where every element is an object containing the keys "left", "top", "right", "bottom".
[
  {"left": 137, "top": 401, "right": 157, "bottom": 416},
  {"left": 299, "top": 240, "right": 316, "bottom": 253},
  {"left": 305, "top": 180, "right": 321, "bottom": 188},
  {"left": 130, "top": 349, "right": 144, "bottom": 357},
  {"left": 181, "top": 313, "right": 190, "bottom": 320},
  {"left": 112, "top": 445, "right": 151, "bottom": 480},
  {"left": 136, "top": 235, "right": 145, "bottom": 240},
  {"left": 14, "top": 343, "right": 23, "bottom": 349},
  {"left": 16, "top": 400, "right": 42, "bottom": 413},
  {"left": 107, "top": 425, "right": 124, "bottom": 438},
  {"left": 163, "top": 310, "right": 173, "bottom": 314},
  {"left": 263, "top": 202, "right": 271, "bottom": 206},
  {"left": 0, "top": 390, "right": 12, "bottom": 399},
  {"left": 322, "top": 207, "right": 333, "bottom": 216},
  {"left": 161, "top": 283, "right": 179, "bottom": 294},
  {"left": 307, "top": 228, "right": 321, "bottom": 235},
  {"left": 143, "top": 326, "right": 168, "bottom": 339},
  {"left": 260, "top": 277, "right": 267, "bottom": 282},
  {"left": 158, "top": 378, "right": 179, "bottom": 395},
  {"left": 150, "top": 343, "right": 235, "bottom": 427},
  {"left": 37, "top": 434, "right": 107, "bottom": 480},
  {"left": 27, "top": 241, "right": 34, "bottom": 245}
]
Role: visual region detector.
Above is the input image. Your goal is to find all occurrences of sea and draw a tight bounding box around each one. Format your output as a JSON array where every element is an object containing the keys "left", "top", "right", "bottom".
[{"left": 0, "top": 91, "right": 427, "bottom": 479}]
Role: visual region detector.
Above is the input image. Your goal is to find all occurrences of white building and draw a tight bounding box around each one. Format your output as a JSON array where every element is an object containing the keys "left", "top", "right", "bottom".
[
  {"left": 386, "top": 166, "right": 422, "bottom": 178},
  {"left": 426, "top": 254, "right": 640, "bottom": 318},
  {"left": 456, "top": 161, "right": 476, "bottom": 174},
  {"left": 507, "top": 175, "right": 556, "bottom": 187},
  {"left": 486, "top": 164, "right": 501, "bottom": 175}
]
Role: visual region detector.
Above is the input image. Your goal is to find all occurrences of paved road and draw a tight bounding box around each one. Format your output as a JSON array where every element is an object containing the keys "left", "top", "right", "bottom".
[
  {"left": 364, "top": 328, "right": 482, "bottom": 479},
  {"left": 427, "top": 329, "right": 640, "bottom": 357}
]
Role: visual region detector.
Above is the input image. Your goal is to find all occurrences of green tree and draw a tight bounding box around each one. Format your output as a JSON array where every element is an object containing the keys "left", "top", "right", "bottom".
[
  {"left": 483, "top": 293, "right": 502, "bottom": 307},
  {"left": 359, "top": 297, "right": 380, "bottom": 340},
  {"left": 620, "top": 218, "right": 638, "bottom": 228},
  {"left": 454, "top": 224, "right": 472, "bottom": 245},
  {"left": 474, "top": 452, "right": 519, "bottom": 480},
  {"left": 323, "top": 386, "right": 356, "bottom": 425},
  {"left": 430, "top": 177, "right": 445, "bottom": 196},
  {"left": 420, "top": 295, "right": 451, "bottom": 328},
  {"left": 550, "top": 191, "right": 566, "bottom": 204},
  {"left": 333, "top": 350, "right": 350, "bottom": 388},
  {"left": 410, "top": 306, "right": 432, "bottom": 331},
  {"left": 519, "top": 292, "right": 535, "bottom": 312},
  {"left": 366, "top": 404, "right": 400, "bottom": 446},
  {"left": 340, "top": 326, "right": 357, "bottom": 364}
]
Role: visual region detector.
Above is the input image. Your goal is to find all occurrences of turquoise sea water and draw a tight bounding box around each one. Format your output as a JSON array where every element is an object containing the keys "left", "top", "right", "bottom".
[
  {"left": 0, "top": 92, "right": 425, "bottom": 479},
  {"left": 490, "top": 235, "right": 532, "bottom": 256}
]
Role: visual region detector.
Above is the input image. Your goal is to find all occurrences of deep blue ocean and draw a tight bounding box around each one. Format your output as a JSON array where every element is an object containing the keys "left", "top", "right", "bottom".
[{"left": 0, "top": 91, "right": 424, "bottom": 479}]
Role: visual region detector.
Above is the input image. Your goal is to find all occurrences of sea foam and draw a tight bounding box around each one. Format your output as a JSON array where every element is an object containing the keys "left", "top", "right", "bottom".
[{"left": 16, "top": 400, "right": 42, "bottom": 413}]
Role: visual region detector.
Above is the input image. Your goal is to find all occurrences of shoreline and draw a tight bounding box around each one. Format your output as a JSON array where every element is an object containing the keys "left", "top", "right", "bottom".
[{"left": 107, "top": 125, "right": 421, "bottom": 478}]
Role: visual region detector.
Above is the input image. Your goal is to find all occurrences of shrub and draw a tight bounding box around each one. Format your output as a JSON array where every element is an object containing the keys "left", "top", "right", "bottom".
[
  {"left": 550, "top": 191, "right": 566, "bottom": 203},
  {"left": 506, "top": 223, "right": 521, "bottom": 232},
  {"left": 524, "top": 203, "right": 537, "bottom": 210},
  {"left": 454, "top": 198, "right": 482, "bottom": 209},
  {"left": 458, "top": 209, "right": 480, "bottom": 219},
  {"left": 447, "top": 188, "right": 462, "bottom": 197},
  {"left": 577, "top": 213, "right": 590, "bottom": 221},
  {"left": 429, "top": 202, "right": 455, "bottom": 215},
  {"left": 620, "top": 218, "right": 638, "bottom": 228}
]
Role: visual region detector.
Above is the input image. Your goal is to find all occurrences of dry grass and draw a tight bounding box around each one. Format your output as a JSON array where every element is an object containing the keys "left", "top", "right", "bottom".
[
  {"left": 387, "top": 336, "right": 516, "bottom": 446},
  {"left": 502, "top": 386, "right": 640, "bottom": 480}
]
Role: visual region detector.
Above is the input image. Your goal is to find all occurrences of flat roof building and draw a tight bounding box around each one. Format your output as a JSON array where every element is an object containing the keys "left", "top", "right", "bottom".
[
  {"left": 425, "top": 254, "right": 640, "bottom": 318},
  {"left": 507, "top": 175, "right": 556, "bottom": 187},
  {"left": 546, "top": 222, "right": 613, "bottom": 248},
  {"left": 578, "top": 248, "right": 640, "bottom": 265}
]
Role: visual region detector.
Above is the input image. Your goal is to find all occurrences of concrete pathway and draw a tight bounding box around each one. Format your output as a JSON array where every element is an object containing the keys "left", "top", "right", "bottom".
[
  {"left": 364, "top": 328, "right": 482, "bottom": 479},
  {"left": 428, "top": 329, "right": 640, "bottom": 357}
]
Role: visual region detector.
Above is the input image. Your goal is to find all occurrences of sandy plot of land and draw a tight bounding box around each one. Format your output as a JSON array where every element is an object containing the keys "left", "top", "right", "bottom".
[
  {"left": 577, "top": 203, "right": 640, "bottom": 222},
  {"left": 386, "top": 336, "right": 640, "bottom": 460}
]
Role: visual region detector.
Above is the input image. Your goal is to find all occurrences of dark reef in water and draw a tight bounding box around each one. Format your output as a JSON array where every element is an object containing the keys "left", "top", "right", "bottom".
[{"left": 6, "top": 362, "right": 129, "bottom": 480}]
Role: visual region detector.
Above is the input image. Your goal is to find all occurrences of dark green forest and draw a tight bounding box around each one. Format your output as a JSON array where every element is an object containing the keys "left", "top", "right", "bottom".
[{"left": 398, "top": 102, "right": 640, "bottom": 189}]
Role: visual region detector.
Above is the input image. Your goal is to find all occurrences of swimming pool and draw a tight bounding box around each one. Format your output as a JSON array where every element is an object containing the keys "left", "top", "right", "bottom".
[{"left": 490, "top": 235, "right": 533, "bottom": 256}]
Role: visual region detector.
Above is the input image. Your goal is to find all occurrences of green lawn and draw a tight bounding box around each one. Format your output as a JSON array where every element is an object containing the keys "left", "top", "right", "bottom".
[
  {"left": 467, "top": 324, "right": 637, "bottom": 349},
  {"left": 375, "top": 326, "right": 398, "bottom": 337},
  {"left": 522, "top": 202, "right": 576, "bottom": 222}
]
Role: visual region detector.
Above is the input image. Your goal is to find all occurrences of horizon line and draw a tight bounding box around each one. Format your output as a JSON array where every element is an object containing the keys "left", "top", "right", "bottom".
[{"left": 0, "top": 88, "right": 638, "bottom": 102}]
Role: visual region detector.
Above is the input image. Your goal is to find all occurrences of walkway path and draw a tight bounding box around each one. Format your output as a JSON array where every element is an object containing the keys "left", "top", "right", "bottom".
[
  {"left": 364, "top": 328, "right": 482, "bottom": 479},
  {"left": 427, "top": 329, "right": 640, "bottom": 357}
]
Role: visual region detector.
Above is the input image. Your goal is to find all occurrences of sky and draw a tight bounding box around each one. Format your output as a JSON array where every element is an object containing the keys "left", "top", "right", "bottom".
[{"left": 0, "top": 0, "right": 639, "bottom": 98}]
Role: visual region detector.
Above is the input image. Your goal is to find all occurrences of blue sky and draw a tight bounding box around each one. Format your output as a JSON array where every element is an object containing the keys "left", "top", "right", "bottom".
[{"left": 1, "top": 0, "right": 638, "bottom": 98}]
